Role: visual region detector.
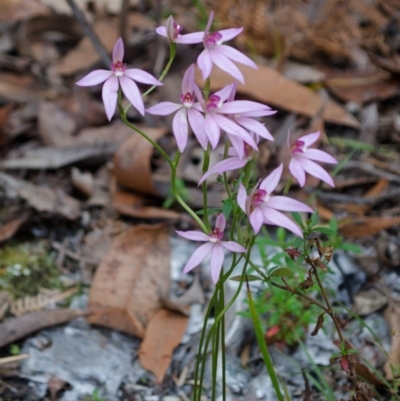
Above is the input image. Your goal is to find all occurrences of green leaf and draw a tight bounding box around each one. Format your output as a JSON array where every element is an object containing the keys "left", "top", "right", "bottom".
[
  {"left": 313, "top": 227, "right": 335, "bottom": 235},
  {"left": 292, "top": 237, "right": 303, "bottom": 249},
  {"left": 276, "top": 227, "right": 286, "bottom": 244},
  {"left": 222, "top": 198, "right": 233, "bottom": 219},
  {"left": 329, "top": 218, "right": 338, "bottom": 232},
  {"left": 310, "top": 211, "right": 319, "bottom": 227},
  {"left": 269, "top": 266, "right": 293, "bottom": 277},
  {"left": 340, "top": 242, "right": 362, "bottom": 253},
  {"left": 291, "top": 212, "right": 303, "bottom": 227},
  {"left": 230, "top": 274, "right": 262, "bottom": 282}
]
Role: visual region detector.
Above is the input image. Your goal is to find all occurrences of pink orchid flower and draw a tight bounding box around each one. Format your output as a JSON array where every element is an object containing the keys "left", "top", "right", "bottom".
[
  {"left": 146, "top": 65, "right": 207, "bottom": 151},
  {"left": 76, "top": 38, "right": 162, "bottom": 120},
  {"left": 176, "top": 214, "right": 246, "bottom": 283},
  {"left": 224, "top": 83, "right": 275, "bottom": 142},
  {"left": 156, "top": 15, "right": 204, "bottom": 44},
  {"left": 288, "top": 132, "right": 338, "bottom": 187},
  {"left": 237, "top": 164, "right": 313, "bottom": 237},
  {"left": 193, "top": 84, "right": 267, "bottom": 157},
  {"left": 197, "top": 11, "right": 257, "bottom": 84}
]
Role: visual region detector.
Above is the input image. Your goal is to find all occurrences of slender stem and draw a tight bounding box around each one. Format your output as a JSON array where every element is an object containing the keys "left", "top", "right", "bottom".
[
  {"left": 220, "top": 278, "right": 226, "bottom": 401},
  {"left": 204, "top": 77, "right": 211, "bottom": 100},
  {"left": 119, "top": 110, "right": 172, "bottom": 167},
  {"left": 171, "top": 152, "right": 208, "bottom": 232},
  {"left": 142, "top": 42, "right": 176, "bottom": 98}
]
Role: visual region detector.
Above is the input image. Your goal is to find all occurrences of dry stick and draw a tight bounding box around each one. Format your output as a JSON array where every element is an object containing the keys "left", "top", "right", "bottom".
[
  {"left": 119, "top": 0, "right": 130, "bottom": 43},
  {"left": 66, "top": 0, "right": 111, "bottom": 68}
]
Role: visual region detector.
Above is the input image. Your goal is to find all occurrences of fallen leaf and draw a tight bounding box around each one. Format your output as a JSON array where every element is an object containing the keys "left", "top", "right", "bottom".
[
  {"left": 0, "top": 73, "right": 39, "bottom": 103},
  {"left": 113, "top": 127, "right": 167, "bottom": 196},
  {"left": 71, "top": 168, "right": 94, "bottom": 197},
  {"left": 88, "top": 224, "right": 171, "bottom": 338},
  {"left": 48, "top": 376, "right": 69, "bottom": 401},
  {"left": 339, "top": 216, "right": 400, "bottom": 238},
  {"left": 0, "top": 173, "right": 80, "bottom": 220},
  {"left": 0, "top": 309, "right": 85, "bottom": 348},
  {"left": 199, "top": 64, "right": 360, "bottom": 128},
  {"left": 352, "top": 290, "right": 388, "bottom": 316},
  {"left": 138, "top": 308, "right": 188, "bottom": 383},
  {"left": 112, "top": 190, "right": 183, "bottom": 221},
  {"left": 0, "top": 213, "right": 29, "bottom": 242},
  {"left": 0, "top": 0, "right": 49, "bottom": 22}
]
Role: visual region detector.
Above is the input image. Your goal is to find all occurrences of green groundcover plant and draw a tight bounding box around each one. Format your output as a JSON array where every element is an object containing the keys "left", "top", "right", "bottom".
[{"left": 75, "top": 12, "right": 392, "bottom": 401}]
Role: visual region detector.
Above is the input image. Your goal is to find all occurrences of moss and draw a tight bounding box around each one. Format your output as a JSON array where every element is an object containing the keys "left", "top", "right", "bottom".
[{"left": 0, "top": 242, "right": 61, "bottom": 299}]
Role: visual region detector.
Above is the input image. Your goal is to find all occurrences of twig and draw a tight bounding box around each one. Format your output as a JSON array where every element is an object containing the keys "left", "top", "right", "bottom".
[
  {"left": 0, "top": 354, "right": 29, "bottom": 365},
  {"left": 66, "top": 0, "right": 111, "bottom": 68},
  {"left": 119, "top": 0, "right": 130, "bottom": 43}
]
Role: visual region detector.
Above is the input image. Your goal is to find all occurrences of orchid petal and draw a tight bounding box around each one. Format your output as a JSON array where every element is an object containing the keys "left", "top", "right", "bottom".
[
  {"left": 188, "top": 108, "right": 208, "bottom": 149},
  {"left": 175, "top": 32, "right": 205, "bottom": 44},
  {"left": 124, "top": 69, "right": 162, "bottom": 86},
  {"left": 249, "top": 207, "right": 264, "bottom": 234},
  {"left": 172, "top": 108, "right": 189, "bottom": 152},
  {"left": 229, "top": 135, "right": 245, "bottom": 159},
  {"left": 296, "top": 156, "right": 335, "bottom": 187},
  {"left": 221, "top": 241, "right": 246, "bottom": 253},
  {"left": 240, "top": 109, "right": 276, "bottom": 118},
  {"left": 214, "top": 83, "right": 237, "bottom": 103},
  {"left": 156, "top": 26, "right": 168, "bottom": 38},
  {"left": 193, "top": 83, "right": 204, "bottom": 105},
  {"left": 176, "top": 230, "right": 209, "bottom": 242},
  {"left": 289, "top": 157, "right": 306, "bottom": 187},
  {"left": 218, "top": 27, "right": 243, "bottom": 42},
  {"left": 259, "top": 164, "right": 283, "bottom": 194},
  {"left": 236, "top": 117, "right": 274, "bottom": 141},
  {"left": 182, "top": 64, "right": 195, "bottom": 94},
  {"left": 219, "top": 101, "right": 270, "bottom": 114},
  {"left": 213, "top": 115, "right": 258, "bottom": 150},
  {"left": 299, "top": 131, "right": 320, "bottom": 147},
  {"left": 112, "top": 37, "right": 124, "bottom": 63},
  {"left": 197, "top": 49, "right": 213, "bottom": 80},
  {"left": 215, "top": 214, "right": 226, "bottom": 232},
  {"left": 204, "top": 11, "right": 214, "bottom": 37},
  {"left": 262, "top": 207, "right": 303, "bottom": 238},
  {"left": 76, "top": 70, "right": 113, "bottom": 86},
  {"left": 102, "top": 76, "right": 119, "bottom": 121},
  {"left": 237, "top": 184, "right": 247, "bottom": 213},
  {"left": 210, "top": 244, "right": 225, "bottom": 283},
  {"left": 182, "top": 242, "right": 213, "bottom": 274},
  {"left": 119, "top": 75, "right": 144, "bottom": 115},
  {"left": 146, "top": 102, "right": 182, "bottom": 115},
  {"left": 267, "top": 196, "right": 313, "bottom": 213},
  {"left": 209, "top": 49, "right": 244, "bottom": 83},
  {"left": 205, "top": 115, "right": 220, "bottom": 149},
  {"left": 215, "top": 45, "right": 257, "bottom": 69},
  {"left": 302, "top": 148, "right": 338, "bottom": 164}
]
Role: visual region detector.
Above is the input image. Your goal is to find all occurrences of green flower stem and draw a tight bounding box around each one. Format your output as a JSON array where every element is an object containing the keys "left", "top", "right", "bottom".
[
  {"left": 202, "top": 145, "right": 212, "bottom": 231},
  {"left": 243, "top": 159, "right": 253, "bottom": 188},
  {"left": 204, "top": 77, "right": 211, "bottom": 100},
  {"left": 246, "top": 279, "right": 285, "bottom": 401},
  {"left": 219, "top": 276, "right": 227, "bottom": 401},
  {"left": 119, "top": 110, "right": 172, "bottom": 168},
  {"left": 142, "top": 42, "right": 176, "bottom": 98},
  {"left": 171, "top": 152, "right": 208, "bottom": 233}
]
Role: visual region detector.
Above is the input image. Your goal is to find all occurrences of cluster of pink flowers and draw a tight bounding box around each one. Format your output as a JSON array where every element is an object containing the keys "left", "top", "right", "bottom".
[{"left": 76, "top": 12, "right": 338, "bottom": 283}]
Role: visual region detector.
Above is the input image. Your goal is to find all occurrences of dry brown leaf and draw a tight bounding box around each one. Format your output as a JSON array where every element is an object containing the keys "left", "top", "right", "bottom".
[
  {"left": 0, "top": 74, "right": 39, "bottom": 103},
  {"left": 113, "top": 127, "right": 167, "bottom": 196},
  {"left": 0, "top": 309, "right": 85, "bottom": 348},
  {"left": 325, "top": 73, "right": 400, "bottom": 104},
  {"left": 352, "top": 290, "right": 388, "bottom": 316},
  {"left": 0, "top": 173, "right": 80, "bottom": 220},
  {"left": 198, "top": 64, "right": 359, "bottom": 128},
  {"left": 0, "top": 213, "right": 29, "bottom": 242},
  {"left": 339, "top": 216, "right": 400, "bottom": 238},
  {"left": 88, "top": 224, "right": 171, "bottom": 338},
  {"left": 0, "top": 0, "right": 49, "bottom": 22},
  {"left": 112, "top": 190, "right": 183, "bottom": 221},
  {"left": 71, "top": 168, "right": 94, "bottom": 197},
  {"left": 384, "top": 302, "right": 400, "bottom": 380},
  {"left": 48, "top": 376, "right": 69, "bottom": 401},
  {"left": 138, "top": 308, "right": 188, "bottom": 383}
]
